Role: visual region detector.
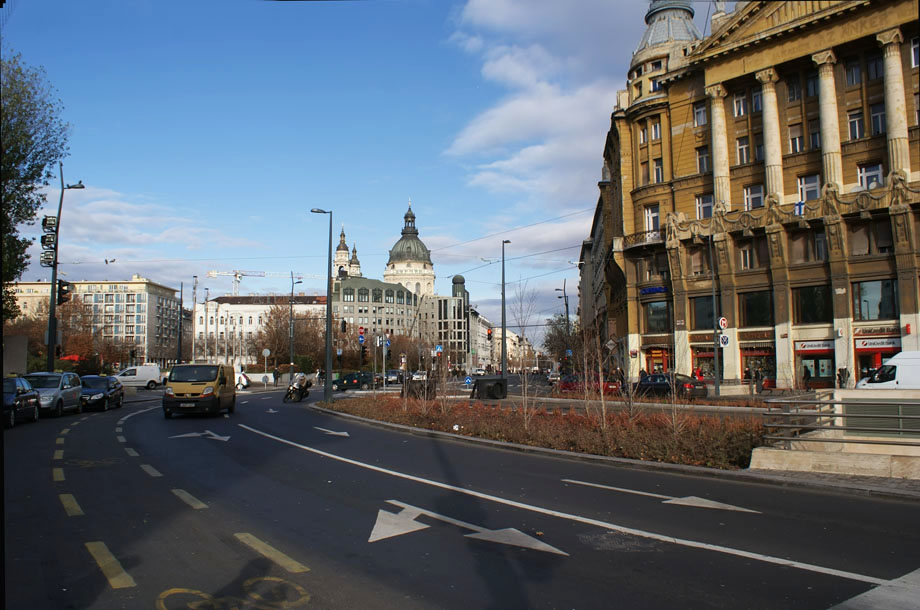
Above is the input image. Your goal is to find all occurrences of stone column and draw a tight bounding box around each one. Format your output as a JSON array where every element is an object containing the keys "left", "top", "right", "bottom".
[
  {"left": 877, "top": 28, "right": 910, "bottom": 178},
  {"left": 755, "top": 68, "right": 784, "bottom": 202},
  {"left": 705, "top": 84, "right": 731, "bottom": 210},
  {"left": 811, "top": 50, "right": 842, "bottom": 189}
]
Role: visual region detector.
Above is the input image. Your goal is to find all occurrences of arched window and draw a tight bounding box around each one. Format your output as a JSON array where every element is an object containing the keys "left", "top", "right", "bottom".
[
  {"left": 372, "top": 288, "right": 382, "bottom": 302},
  {"left": 396, "top": 291, "right": 404, "bottom": 304},
  {"left": 343, "top": 288, "right": 355, "bottom": 302},
  {"left": 248, "top": 316, "right": 253, "bottom": 325},
  {"left": 415, "top": 282, "right": 421, "bottom": 294},
  {"left": 413, "top": 294, "right": 418, "bottom": 306},
  {"left": 385, "top": 290, "right": 394, "bottom": 303},
  {"left": 358, "top": 288, "right": 369, "bottom": 302}
]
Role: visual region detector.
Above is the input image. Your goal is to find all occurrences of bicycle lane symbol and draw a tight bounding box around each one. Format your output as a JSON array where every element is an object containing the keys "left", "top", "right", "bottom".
[{"left": 156, "top": 576, "right": 310, "bottom": 610}]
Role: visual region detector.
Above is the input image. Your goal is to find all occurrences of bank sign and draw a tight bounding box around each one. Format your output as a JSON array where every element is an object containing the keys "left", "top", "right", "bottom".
[{"left": 855, "top": 337, "right": 901, "bottom": 350}]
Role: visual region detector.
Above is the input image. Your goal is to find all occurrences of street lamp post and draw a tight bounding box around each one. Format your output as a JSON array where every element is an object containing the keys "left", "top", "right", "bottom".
[
  {"left": 555, "top": 280, "right": 570, "bottom": 340},
  {"left": 312, "top": 208, "right": 334, "bottom": 402},
  {"left": 708, "top": 233, "right": 720, "bottom": 397},
  {"left": 289, "top": 271, "right": 303, "bottom": 382},
  {"left": 501, "top": 239, "right": 510, "bottom": 377},
  {"left": 46, "top": 162, "right": 84, "bottom": 371}
]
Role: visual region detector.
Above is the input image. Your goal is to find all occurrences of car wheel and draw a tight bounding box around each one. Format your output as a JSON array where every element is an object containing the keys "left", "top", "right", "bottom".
[
  {"left": 75, "top": 401, "right": 82, "bottom": 414},
  {"left": 228, "top": 397, "right": 235, "bottom": 414},
  {"left": 117, "top": 396, "right": 124, "bottom": 408},
  {"left": 32, "top": 405, "right": 40, "bottom": 422},
  {"left": 6, "top": 409, "right": 14, "bottom": 429},
  {"left": 56, "top": 401, "right": 64, "bottom": 417},
  {"left": 360, "top": 383, "right": 369, "bottom": 390},
  {"left": 146, "top": 381, "right": 157, "bottom": 390},
  {"left": 331, "top": 382, "right": 339, "bottom": 391},
  {"left": 163, "top": 409, "right": 172, "bottom": 419},
  {"left": 102, "top": 398, "right": 109, "bottom": 412}
]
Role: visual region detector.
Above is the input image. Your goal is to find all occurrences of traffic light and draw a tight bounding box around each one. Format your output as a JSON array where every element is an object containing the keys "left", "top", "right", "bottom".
[
  {"left": 487, "top": 328, "right": 493, "bottom": 341},
  {"left": 42, "top": 215, "right": 58, "bottom": 232},
  {"left": 360, "top": 344, "right": 366, "bottom": 364},
  {"left": 341, "top": 319, "right": 347, "bottom": 333},
  {"left": 57, "top": 280, "right": 73, "bottom": 305}
]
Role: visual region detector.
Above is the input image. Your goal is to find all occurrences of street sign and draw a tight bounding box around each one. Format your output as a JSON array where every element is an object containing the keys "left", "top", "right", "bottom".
[
  {"left": 358, "top": 326, "right": 365, "bottom": 336},
  {"left": 464, "top": 376, "right": 472, "bottom": 385},
  {"left": 435, "top": 345, "right": 443, "bottom": 353},
  {"left": 386, "top": 339, "right": 391, "bottom": 347},
  {"left": 565, "top": 349, "right": 573, "bottom": 357},
  {"left": 262, "top": 349, "right": 271, "bottom": 357},
  {"left": 605, "top": 339, "right": 616, "bottom": 350},
  {"left": 719, "top": 334, "right": 730, "bottom": 347},
  {"left": 718, "top": 317, "right": 728, "bottom": 330},
  {"left": 359, "top": 335, "right": 365, "bottom": 345}
]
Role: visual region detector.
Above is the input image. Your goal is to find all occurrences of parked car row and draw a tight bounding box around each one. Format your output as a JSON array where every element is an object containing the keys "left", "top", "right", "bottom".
[
  {"left": 4, "top": 372, "right": 129, "bottom": 428},
  {"left": 550, "top": 372, "right": 708, "bottom": 400}
]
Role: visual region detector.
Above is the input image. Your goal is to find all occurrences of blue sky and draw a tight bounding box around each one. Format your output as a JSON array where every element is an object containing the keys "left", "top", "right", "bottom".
[{"left": 5, "top": 0, "right": 717, "bottom": 341}]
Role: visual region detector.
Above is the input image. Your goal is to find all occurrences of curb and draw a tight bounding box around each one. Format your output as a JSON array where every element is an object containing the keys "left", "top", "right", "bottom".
[{"left": 308, "top": 402, "right": 920, "bottom": 502}]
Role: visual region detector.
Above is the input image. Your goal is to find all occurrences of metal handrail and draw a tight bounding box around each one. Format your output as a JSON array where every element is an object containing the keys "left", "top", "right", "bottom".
[{"left": 623, "top": 229, "right": 664, "bottom": 248}]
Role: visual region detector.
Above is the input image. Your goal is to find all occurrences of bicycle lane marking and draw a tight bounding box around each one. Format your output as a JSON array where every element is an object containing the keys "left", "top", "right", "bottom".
[{"left": 238, "top": 423, "right": 887, "bottom": 586}]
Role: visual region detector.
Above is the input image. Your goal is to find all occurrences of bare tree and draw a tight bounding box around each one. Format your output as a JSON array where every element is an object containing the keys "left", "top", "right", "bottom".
[{"left": 511, "top": 280, "right": 539, "bottom": 431}]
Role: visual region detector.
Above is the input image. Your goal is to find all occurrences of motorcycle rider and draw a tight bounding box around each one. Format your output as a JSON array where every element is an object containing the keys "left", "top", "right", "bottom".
[{"left": 290, "top": 371, "right": 309, "bottom": 401}]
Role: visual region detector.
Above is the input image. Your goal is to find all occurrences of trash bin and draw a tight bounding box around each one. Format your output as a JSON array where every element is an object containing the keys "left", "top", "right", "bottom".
[{"left": 472, "top": 376, "right": 507, "bottom": 400}]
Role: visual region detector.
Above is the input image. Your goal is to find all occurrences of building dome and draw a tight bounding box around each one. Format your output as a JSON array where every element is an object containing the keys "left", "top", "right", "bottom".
[
  {"left": 336, "top": 227, "right": 349, "bottom": 253},
  {"left": 387, "top": 203, "right": 432, "bottom": 265},
  {"left": 452, "top": 275, "right": 465, "bottom": 284}
]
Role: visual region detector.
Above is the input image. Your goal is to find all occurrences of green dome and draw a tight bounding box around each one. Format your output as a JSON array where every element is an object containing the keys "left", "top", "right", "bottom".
[{"left": 387, "top": 205, "right": 432, "bottom": 265}]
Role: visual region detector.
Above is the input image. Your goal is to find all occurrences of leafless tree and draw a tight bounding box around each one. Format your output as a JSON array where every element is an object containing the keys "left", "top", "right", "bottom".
[{"left": 511, "top": 279, "right": 539, "bottom": 431}]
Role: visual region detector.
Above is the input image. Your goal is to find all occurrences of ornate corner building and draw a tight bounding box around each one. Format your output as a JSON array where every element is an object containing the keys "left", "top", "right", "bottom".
[{"left": 587, "top": 0, "right": 920, "bottom": 388}]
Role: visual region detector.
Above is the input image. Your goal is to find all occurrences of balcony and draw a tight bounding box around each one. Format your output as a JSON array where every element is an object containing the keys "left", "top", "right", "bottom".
[{"left": 624, "top": 229, "right": 664, "bottom": 250}]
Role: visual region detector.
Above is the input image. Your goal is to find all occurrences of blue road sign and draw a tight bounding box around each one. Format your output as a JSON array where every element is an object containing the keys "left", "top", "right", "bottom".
[
  {"left": 464, "top": 376, "right": 473, "bottom": 385},
  {"left": 435, "top": 345, "right": 443, "bottom": 353},
  {"left": 565, "top": 349, "right": 573, "bottom": 357},
  {"left": 358, "top": 335, "right": 365, "bottom": 345},
  {"left": 386, "top": 339, "right": 391, "bottom": 347}
]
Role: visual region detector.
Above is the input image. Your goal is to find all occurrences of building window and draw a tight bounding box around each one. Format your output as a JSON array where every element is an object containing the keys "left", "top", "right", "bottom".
[
  {"left": 738, "top": 236, "right": 768, "bottom": 270},
  {"left": 743, "top": 185, "right": 764, "bottom": 210},
  {"left": 733, "top": 92, "right": 747, "bottom": 117},
  {"left": 739, "top": 291, "right": 773, "bottom": 327},
  {"left": 693, "top": 102, "right": 707, "bottom": 127},
  {"left": 808, "top": 119, "right": 821, "bottom": 149},
  {"left": 753, "top": 134, "right": 763, "bottom": 161},
  {"left": 372, "top": 288, "right": 382, "bottom": 302},
  {"left": 739, "top": 246, "right": 755, "bottom": 270},
  {"left": 870, "top": 103, "right": 886, "bottom": 136},
  {"left": 866, "top": 54, "right": 884, "bottom": 81},
  {"left": 651, "top": 120, "right": 661, "bottom": 140},
  {"left": 848, "top": 110, "right": 865, "bottom": 140},
  {"left": 650, "top": 60, "right": 662, "bottom": 71},
  {"left": 751, "top": 88, "right": 762, "bottom": 112},
  {"left": 396, "top": 291, "right": 405, "bottom": 304},
  {"left": 805, "top": 72, "right": 819, "bottom": 97},
  {"left": 641, "top": 161, "right": 649, "bottom": 185},
  {"left": 858, "top": 163, "right": 884, "bottom": 189},
  {"left": 913, "top": 37, "right": 919, "bottom": 68},
  {"left": 690, "top": 248, "right": 710, "bottom": 275},
  {"left": 358, "top": 288, "right": 369, "bottom": 302},
  {"left": 798, "top": 174, "right": 821, "bottom": 201},
  {"left": 650, "top": 79, "right": 662, "bottom": 92},
  {"left": 787, "top": 79, "right": 801, "bottom": 102},
  {"left": 736, "top": 136, "right": 750, "bottom": 164},
  {"left": 690, "top": 296, "right": 716, "bottom": 331},
  {"left": 815, "top": 231, "right": 828, "bottom": 261},
  {"left": 343, "top": 288, "right": 355, "bottom": 302},
  {"left": 645, "top": 205, "right": 660, "bottom": 231},
  {"left": 696, "top": 194, "right": 713, "bottom": 219},
  {"left": 644, "top": 301, "right": 672, "bottom": 334},
  {"left": 639, "top": 126, "right": 647, "bottom": 144},
  {"left": 385, "top": 290, "right": 395, "bottom": 303},
  {"left": 845, "top": 61, "right": 861, "bottom": 86},
  {"left": 653, "top": 158, "right": 663, "bottom": 183},
  {"left": 789, "top": 123, "right": 803, "bottom": 153},
  {"left": 793, "top": 285, "right": 833, "bottom": 324},
  {"left": 696, "top": 146, "right": 710, "bottom": 173},
  {"left": 852, "top": 280, "right": 898, "bottom": 321}
]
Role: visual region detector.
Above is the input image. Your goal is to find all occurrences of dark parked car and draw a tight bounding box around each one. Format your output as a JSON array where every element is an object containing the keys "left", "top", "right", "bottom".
[
  {"left": 385, "top": 370, "right": 405, "bottom": 384},
  {"left": 333, "top": 372, "right": 377, "bottom": 391},
  {"left": 634, "top": 373, "right": 707, "bottom": 399},
  {"left": 80, "top": 375, "right": 125, "bottom": 411},
  {"left": 4, "top": 377, "right": 41, "bottom": 428},
  {"left": 23, "top": 372, "right": 83, "bottom": 416}
]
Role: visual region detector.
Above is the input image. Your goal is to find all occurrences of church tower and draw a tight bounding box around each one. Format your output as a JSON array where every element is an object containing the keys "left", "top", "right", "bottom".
[
  {"left": 384, "top": 200, "right": 435, "bottom": 297},
  {"left": 334, "top": 226, "right": 350, "bottom": 277}
]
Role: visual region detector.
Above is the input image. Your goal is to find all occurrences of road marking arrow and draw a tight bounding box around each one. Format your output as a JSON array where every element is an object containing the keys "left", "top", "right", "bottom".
[
  {"left": 314, "top": 427, "right": 350, "bottom": 437},
  {"left": 562, "top": 479, "right": 760, "bottom": 514},
  {"left": 267, "top": 408, "right": 278, "bottom": 414},
  {"left": 169, "top": 430, "right": 230, "bottom": 442},
  {"left": 370, "top": 500, "right": 568, "bottom": 556}
]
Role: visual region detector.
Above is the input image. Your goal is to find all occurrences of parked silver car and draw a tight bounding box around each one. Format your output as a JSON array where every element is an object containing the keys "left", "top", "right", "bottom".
[{"left": 23, "top": 372, "right": 83, "bottom": 417}]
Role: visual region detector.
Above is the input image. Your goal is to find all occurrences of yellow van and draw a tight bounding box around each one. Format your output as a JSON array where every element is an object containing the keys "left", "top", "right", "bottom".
[{"left": 163, "top": 363, "right": 236, "bottom": 418}]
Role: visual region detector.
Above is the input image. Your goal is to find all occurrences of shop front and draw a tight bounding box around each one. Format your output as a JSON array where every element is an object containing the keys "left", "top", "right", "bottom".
[
  {"left": 855, "top": 336, "right": 901, "bottom": 381},
  {"left": 642, "top": 345, "right": 672, "bottom": 374},
  {"left": 691, "top": 344, "right": 723, "bottom": 379},
  {"left": 740, "top": 343, "right": 775, "bottom": 380},
  {"left": 794, "top": 340, "right": 835, "bottom": 389}
]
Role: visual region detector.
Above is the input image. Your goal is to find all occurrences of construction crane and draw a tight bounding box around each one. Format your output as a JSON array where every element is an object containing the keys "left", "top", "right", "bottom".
[{"left": 206, "top": 270, "right": 324, "bottom": 296}]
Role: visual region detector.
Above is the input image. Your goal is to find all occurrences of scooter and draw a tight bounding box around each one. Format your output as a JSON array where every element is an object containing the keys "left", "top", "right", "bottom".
[{"left": 282, "top": 382, "right": 309, "bottom": 403}]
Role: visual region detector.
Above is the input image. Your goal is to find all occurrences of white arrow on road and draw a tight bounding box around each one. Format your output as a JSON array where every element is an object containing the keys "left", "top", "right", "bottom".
[
  {"left": 562, "top": 479, "right": 760, "bottom": 513},
  {"left": 267, "top": 409, "right": 278, "bottom": 414},
  {"left": 370, "top": 500, "right": 568, "bottom": 556},
  {"left": 314, "top": 427, "right": 349, "bottom": 437},
  {"left": 169, "top": 430, "right": 231, "bottom": 442}
]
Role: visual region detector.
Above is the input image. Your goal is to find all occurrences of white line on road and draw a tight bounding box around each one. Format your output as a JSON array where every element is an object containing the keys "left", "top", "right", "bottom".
[
  {"left": 116, "top": 435, "right": 127, "bottom": 443},
  {"left": 125, "top": 448, "right": 139, "bottom": 457},
  {"left": 172, "top": 489, "right": 208, "bottom": 510},
  {"left": 140, "top": 464, "right": 162, "bottom": 478},
  {"left": 238, "top": 423, "right": 886, "bottom": 585}
]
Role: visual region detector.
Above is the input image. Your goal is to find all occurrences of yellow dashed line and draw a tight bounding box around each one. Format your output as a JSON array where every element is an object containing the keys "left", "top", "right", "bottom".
[
  {"left": 60, "top": 428, "right": 70, "bottom": 435},
  {"left": 60, "top": 494, "right": 84, "bottom": 516},
  {"left": 85, "top": 542, "right": 136, "bottom": 589},
  {"left": 234, "top": 533, "right": 310, "bottom": 573},
  {"left": 53, "top": 450, "right": 64, "bottom": 460},
  {"left": 53, "top": 468, "right": 65, "bottom": 482},
  {"left": 172, "top": 489, "right": 208, "bottom": 510},
  {"left": 56, "top": 437, "right": 65, "bottom": 445}
]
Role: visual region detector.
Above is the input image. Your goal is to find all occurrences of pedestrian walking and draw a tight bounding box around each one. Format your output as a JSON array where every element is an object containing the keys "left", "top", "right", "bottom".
[
  {"left": 272, "top": 367, "right": 280, "bottom": 387},
  {"left": 803, "top": 365, "right": 812, "bottom": 391}
]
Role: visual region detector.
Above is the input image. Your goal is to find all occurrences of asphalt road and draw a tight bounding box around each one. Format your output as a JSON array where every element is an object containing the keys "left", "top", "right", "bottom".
[{"left": 4, "top": 388, "right": 919, "bottom": 609}]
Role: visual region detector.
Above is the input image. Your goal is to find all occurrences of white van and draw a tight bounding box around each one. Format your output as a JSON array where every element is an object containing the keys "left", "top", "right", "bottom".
[
  {"left": 855, "top": 351, "right": 920, "bottom": 389},
  {"left": 115, "top": 365, "right": 162, "bottom": 390}
]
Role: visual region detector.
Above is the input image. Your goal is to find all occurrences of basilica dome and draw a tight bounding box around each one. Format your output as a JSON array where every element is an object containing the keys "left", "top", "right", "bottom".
[{"left": 387, "top": 205, "right": 432, "bottom": 265}]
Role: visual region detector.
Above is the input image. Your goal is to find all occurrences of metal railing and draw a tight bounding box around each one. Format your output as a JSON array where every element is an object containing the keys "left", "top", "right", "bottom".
[
  {"left": 623, "top": 229, "right": 664, "bottom": 249},
  {"left": 763, "top": 397, "right": 920, "bottom": 450}
]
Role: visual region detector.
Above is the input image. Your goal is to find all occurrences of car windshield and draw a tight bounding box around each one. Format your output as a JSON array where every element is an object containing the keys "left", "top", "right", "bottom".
[
  {"left": 82, "top": 377, "right": 108, "bottom": 389},
  {"left": 169, "top": 366, "right": 218, "bottom": 382},
  {"left": 24, "top": 375, "right": 62, "bottom": 389},
  {"left": 3, "top": 379, "right": 18, "bottom": 393}
]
